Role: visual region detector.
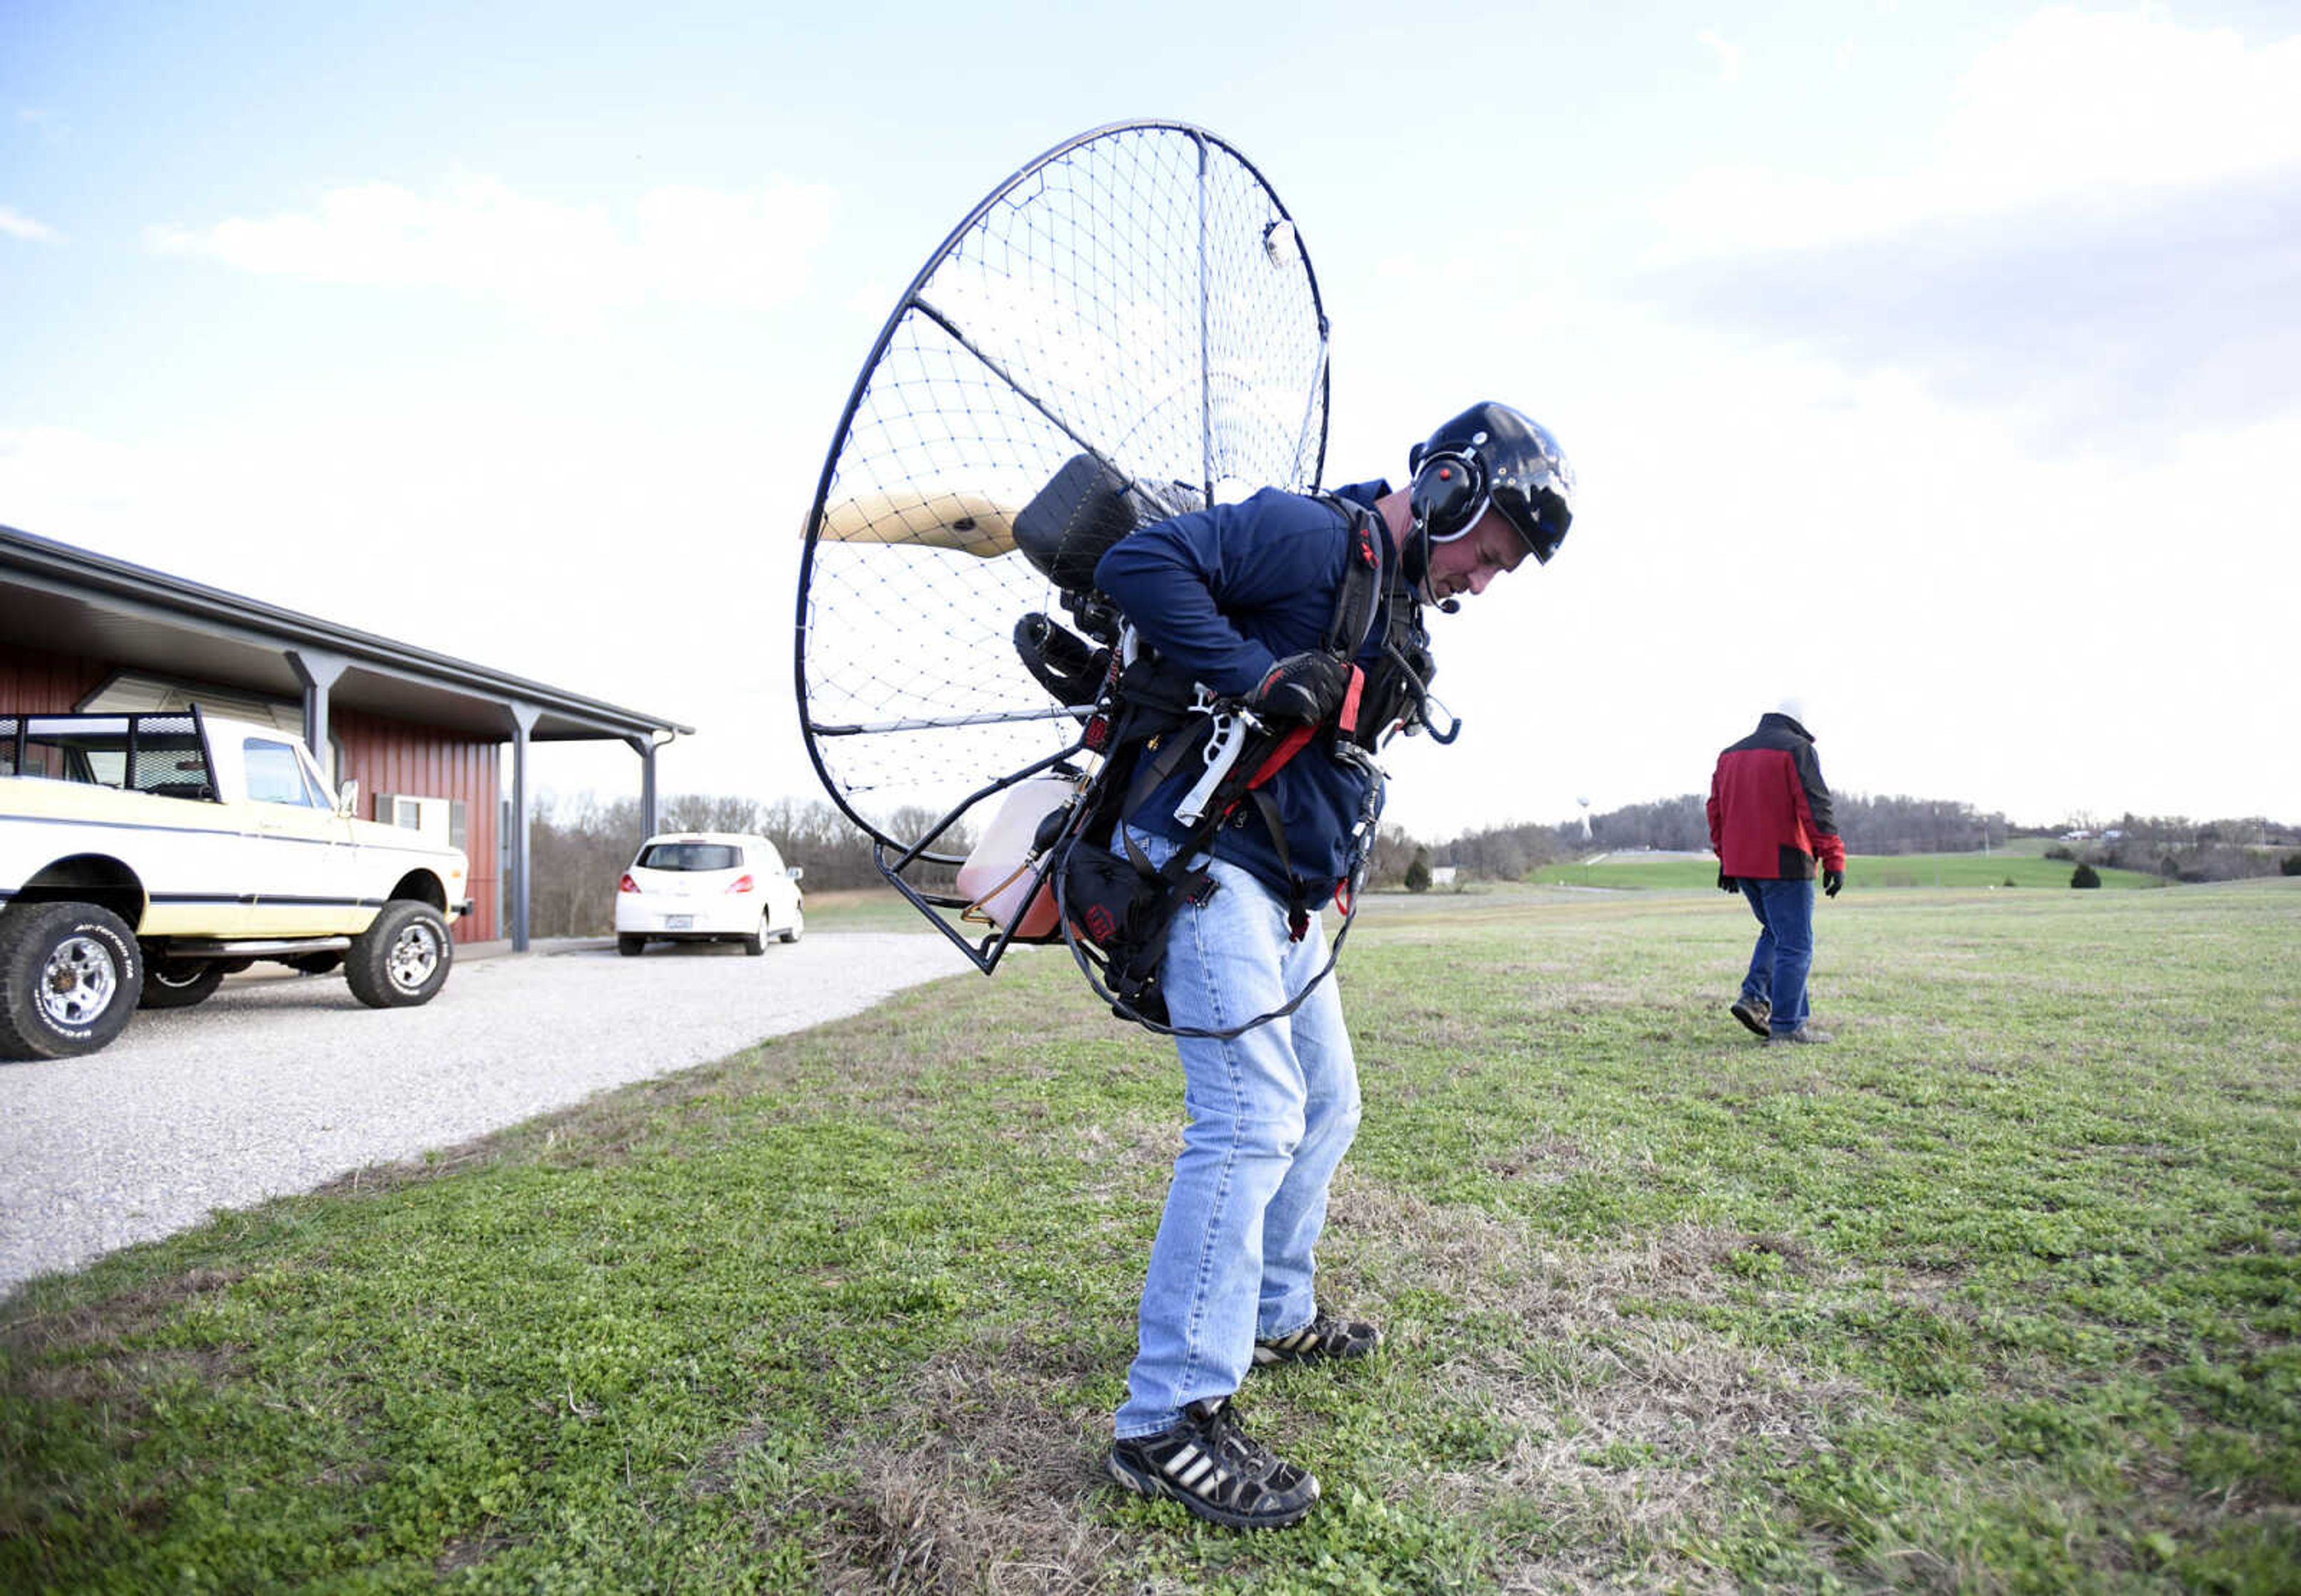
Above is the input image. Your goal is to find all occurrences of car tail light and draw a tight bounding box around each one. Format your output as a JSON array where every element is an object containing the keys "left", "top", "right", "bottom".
[
  {"left": 618, "top": 873, "right": 639, "bottom": 893},
  {"left": 726, "top": 873, "right": 756, "bottom": 894}
]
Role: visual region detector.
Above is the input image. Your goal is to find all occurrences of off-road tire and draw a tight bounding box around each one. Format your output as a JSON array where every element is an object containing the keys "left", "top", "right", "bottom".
[
  {"left": 0, "top": 901, "right": 145, "bottom": 1060},
  {"left": 617, "top": 935, "right": 646, "bottom": 957},
  {"left": 345, "top": 901, "right": 453, "bottom": 1009},
  {"left": 139, "top": 959, "right": 226, "bottom": 1009}
]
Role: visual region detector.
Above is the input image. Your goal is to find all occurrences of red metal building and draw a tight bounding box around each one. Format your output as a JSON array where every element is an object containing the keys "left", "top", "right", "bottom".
[{"left": 1, "top": 525, "right": 690, "bottom": 948}]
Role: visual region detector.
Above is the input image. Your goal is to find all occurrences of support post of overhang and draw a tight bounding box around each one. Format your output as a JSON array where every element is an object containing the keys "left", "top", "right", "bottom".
[
  {"left": 625, "top": 733, "right": 659, "bottom": 839},
  {"left": 285, "top": 647, "right": 351, "bottom": 782},
  {"left": 508, "top": 701, "right": 540, "bottom": 952}
]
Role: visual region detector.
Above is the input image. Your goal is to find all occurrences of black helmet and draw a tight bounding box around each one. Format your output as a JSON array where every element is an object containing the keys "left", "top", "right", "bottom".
[{"left": 1406, "top": 401, "right": 1576, "bottom": 564}]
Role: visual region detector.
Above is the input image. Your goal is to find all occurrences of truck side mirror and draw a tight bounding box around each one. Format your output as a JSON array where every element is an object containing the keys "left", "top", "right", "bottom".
[{"left": 337, "top": 779, "right": 360, "bottom": 819}]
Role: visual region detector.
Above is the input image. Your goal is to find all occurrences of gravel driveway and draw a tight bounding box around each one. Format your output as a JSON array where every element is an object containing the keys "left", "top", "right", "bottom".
[{"left": 0, "top": 933, "right": 976, "bottom": 1296}]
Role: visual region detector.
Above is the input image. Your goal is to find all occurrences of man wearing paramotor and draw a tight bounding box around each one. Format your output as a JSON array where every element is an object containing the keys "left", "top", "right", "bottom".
[{"left": 1097, "top": 401, "right": 1575, "bottom": 1530}]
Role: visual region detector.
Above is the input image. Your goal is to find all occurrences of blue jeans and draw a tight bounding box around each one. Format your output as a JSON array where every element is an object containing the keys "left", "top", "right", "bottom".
[
  {"left": 1739, "top": 876, "right": 1816, "bottom": 1035},
  {"left": 1113, "top": 830, "right": 1361, "bottom": 1438}
]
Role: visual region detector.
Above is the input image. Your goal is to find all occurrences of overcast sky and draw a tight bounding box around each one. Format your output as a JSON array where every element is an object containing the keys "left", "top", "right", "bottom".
[{"left": 4, "top": 1, "right": 2295, "bottom": 841}]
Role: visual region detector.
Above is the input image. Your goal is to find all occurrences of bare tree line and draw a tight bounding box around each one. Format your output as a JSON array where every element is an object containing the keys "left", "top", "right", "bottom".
[
  {"left": 1508, "top": 792, "right": 2019, "bottom": 858},
  {"left": 521, "top": 788, "right": 2297, "bottom": 935},
  {"left": 1429, "top": 793, "right": 2015, "bottom": 870},
  {"left": 2050, "top": 810, "right": 2301, "bottom": 884},
  {"left": 521, "top": 793, "right": 957, "bottom": 938},
  {"left": 1426, "top": 793, "right": 2296, "bottom": 884}
]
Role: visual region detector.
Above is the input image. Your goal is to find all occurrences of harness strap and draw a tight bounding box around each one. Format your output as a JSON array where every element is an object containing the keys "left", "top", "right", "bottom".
[
  {"left": 1062, "top": 491, "right": 1418, "bottom": 1032},
  {"left": 1314, "top": 494, "right": 1390, "bottom": 662},
  {"left": 1128, "top": 721, "right": 1213, "bottom": 816}
]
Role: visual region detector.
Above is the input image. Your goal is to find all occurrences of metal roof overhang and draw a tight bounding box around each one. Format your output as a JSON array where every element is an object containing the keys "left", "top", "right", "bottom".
[{"left": 1, "top": 524, "right": 692, "bottom": 743}]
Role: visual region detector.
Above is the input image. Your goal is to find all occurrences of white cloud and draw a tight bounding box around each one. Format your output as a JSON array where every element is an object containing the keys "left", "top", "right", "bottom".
[
  {"left": 1654, "top": 8, "right": 2301, "bottom": 257},
  {"left": 145, "top": 172, "right": 835, "bottom": 322},
  {"left": 1697, "top": 28, "right": 1743, "bottom": 83},
  {"left": 1940, "top": 7, "right": 2301, "bottom": 195},
  {"left": 0, "top": 407, "right": 822, "bottom": 808},
  {"left": 1369, "top": 300, "right": 2301, "bottom": 832},
  {"left": 0, "top": 204, "right": 59, "bottom": 243},
  {"left": 1634, "top": 10, "right": 2301, "bottom": 449},
  {"left": 1651, "top": 170, "right": 2301, "bottom": 445}
]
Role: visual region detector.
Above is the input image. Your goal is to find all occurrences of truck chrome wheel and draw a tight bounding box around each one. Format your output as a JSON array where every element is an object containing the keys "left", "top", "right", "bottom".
[
  {"left": 0, "top": 902, "right": 144, "bottom": 1060},
  {"left": 345, "top": 901, "right": 453, "bottom": 1009},
  {"left": 41, "top": 935, "right": 120, "bottom": 1026},
  {"left": 386, "top": 920, "right": 442, "bottom": 993}
]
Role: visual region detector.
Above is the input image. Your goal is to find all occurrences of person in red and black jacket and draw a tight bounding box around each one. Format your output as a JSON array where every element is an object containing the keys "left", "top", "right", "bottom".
[{"left": 1707, "top": 701, "right": 1846, "bottom": 1044}]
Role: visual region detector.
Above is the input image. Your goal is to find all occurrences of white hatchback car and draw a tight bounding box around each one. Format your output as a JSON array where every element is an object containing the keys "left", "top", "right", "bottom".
[{"left": 614, "top": 832, "right": 805, "bottom": 956}]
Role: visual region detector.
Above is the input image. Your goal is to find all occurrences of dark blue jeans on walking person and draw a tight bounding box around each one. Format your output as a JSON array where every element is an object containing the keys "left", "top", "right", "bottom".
[{"left": 1738, "top": 877, "right": 1815, "bottom": 1036}]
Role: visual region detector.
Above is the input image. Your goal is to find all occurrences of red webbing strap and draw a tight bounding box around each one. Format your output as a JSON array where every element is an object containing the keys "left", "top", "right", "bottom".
[
  {"left": 1247, "top": 726, "right": 1314, "bottom": 789},
  {"left": 1245, "top": 665, "right": 1363, "bottom": 788},
  {"left": 1334, "top": 662, "right": 1365, "bottom": 739}
]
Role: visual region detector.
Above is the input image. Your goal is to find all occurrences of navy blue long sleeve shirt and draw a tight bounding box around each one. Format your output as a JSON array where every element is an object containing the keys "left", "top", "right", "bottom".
[{"left": 1094, "top": 479, "right": 1395, "bottom": 900}]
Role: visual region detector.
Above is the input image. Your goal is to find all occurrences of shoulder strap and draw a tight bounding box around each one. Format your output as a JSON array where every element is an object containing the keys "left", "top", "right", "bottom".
[{"left": 1317, "top": 494, "right": 1389, "bottom": 661}]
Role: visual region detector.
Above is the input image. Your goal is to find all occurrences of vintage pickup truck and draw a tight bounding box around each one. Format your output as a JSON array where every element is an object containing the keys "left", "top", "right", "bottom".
[{"left": 0, "top": 709, "right": 472, "bottom": 1059}]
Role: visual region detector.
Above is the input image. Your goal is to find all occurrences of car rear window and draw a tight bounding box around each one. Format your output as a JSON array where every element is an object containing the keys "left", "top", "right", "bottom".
[{"left": 636, "top": 842, "right": 741, "bottom": 872}]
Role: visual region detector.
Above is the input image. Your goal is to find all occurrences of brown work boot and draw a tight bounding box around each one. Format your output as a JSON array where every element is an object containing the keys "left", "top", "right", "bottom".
[{"left": 1769, "top": 1023, "right": 1833, "bottom": 1045}]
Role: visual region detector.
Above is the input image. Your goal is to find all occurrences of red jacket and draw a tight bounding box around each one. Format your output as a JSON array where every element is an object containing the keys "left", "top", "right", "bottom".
[{"left": 1708, "top": 713, "right": 1846, "bottom": 879}]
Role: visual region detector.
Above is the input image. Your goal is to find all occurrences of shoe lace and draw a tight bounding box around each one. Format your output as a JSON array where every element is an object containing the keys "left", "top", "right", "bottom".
[{"left": 1194, "top": 1400, "right": 1279, "bottom": 1481}]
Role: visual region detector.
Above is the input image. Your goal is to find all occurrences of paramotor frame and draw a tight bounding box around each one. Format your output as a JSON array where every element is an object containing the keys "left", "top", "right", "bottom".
[{"left": 794, "top": 120, "right": 1332, "bottom": 981}]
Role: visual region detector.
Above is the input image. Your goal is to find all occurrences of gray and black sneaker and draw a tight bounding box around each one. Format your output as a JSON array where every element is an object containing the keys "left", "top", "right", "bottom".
[
  {"left": 1253, "top": 1310, "right": 1382, "bottom": 1367},
  {"left": 1107, "top": 1396, "right": 1321, "bottom": 1530},
  {"left": 1729, "top": 995, "right": 1772, "bottom": 1037},
  {"left": 1769, "top": 1023, "right": 1834, "bottom": 1045}
]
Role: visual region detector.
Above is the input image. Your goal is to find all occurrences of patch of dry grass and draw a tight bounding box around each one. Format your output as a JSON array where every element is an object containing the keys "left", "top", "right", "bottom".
[
  {"left": 809, "top": 1330, "right": 1127, "bottom": 1594},
  {"left": 1321, "top": 1181, "right": 1865, "bottom": 1591}
]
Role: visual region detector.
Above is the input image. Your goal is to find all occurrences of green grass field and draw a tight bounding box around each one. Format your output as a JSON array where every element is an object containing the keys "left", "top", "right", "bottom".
[
  {"left": 792, "top": 886, "right": 959, "bottom": 935},
  {"left": 4, "top": 881, "right": 2296, "bottom": 1592},
  {"left": 1530, "top": 848, "right": 2163, "bottom": 892}
]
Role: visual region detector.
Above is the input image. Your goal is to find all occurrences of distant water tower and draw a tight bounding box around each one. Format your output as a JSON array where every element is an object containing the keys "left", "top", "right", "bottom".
[{"left": 1577, "top": 796, "right": 1591, "bottom": 841}]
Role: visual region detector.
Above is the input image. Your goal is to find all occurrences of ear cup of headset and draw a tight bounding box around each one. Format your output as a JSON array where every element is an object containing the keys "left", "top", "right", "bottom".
[{"left": 1409, "top": 450, "right": 1487, "bottom": 543}]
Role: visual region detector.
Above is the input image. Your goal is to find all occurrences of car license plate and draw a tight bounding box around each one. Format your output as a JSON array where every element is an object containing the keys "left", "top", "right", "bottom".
[{"left": 664, "top": 915, "right": 693, "bottom": 930}]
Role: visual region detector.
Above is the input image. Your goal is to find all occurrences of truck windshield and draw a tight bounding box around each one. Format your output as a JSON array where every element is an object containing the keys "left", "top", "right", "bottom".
[{"left": 636, "top": 843, "right": 741, "bottom": 871}]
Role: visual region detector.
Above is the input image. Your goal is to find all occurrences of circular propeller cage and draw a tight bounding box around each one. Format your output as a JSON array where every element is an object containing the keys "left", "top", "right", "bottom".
[{"left": 795, "top": 121, "right": 1330, "bottom": 914}]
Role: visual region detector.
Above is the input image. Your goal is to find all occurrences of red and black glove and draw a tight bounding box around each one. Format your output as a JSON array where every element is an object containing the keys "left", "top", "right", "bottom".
[{"left": 1248, "top": 651, "right": 1351, "bottom": 724}]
